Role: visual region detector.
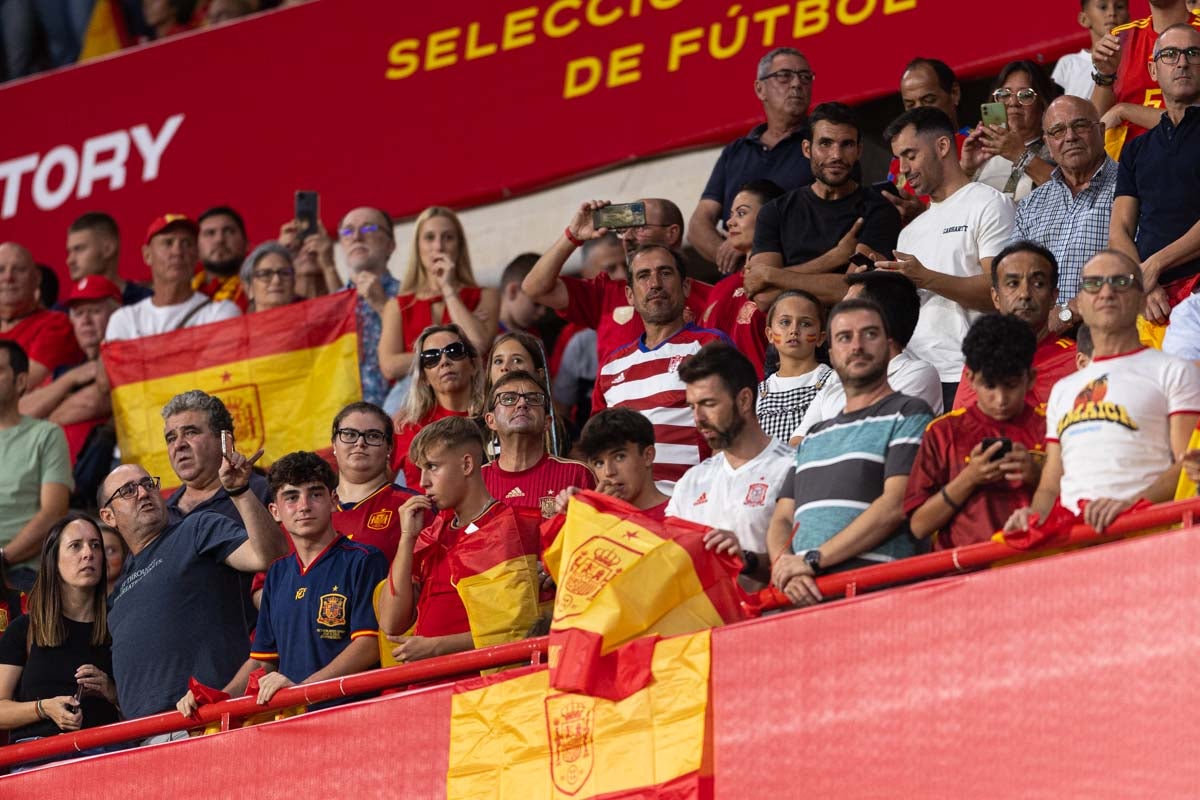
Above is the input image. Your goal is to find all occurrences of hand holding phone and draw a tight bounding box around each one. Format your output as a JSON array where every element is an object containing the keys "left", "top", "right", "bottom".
[
  {"left": 981, "top": 437, "right": 1013, "bottom": 461},
  {"left": 980, "top": 102, "right": 1007, "bottom": 129},
  {"left": 294, "top": 190, "right": 320, "bottom": 240},
  {"left": 849, "top": 252, "right": 876, "bottom": 271},
  {"left": 592, "top": 202, "right": 646, "bottom": 230}
]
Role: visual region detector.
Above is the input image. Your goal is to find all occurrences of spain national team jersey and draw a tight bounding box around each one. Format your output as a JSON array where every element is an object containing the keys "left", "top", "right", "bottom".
[
  {"left": 952, "top": 335, "right": 1078, "bottom": 412},
  {"left": 903, "top": 403, "right": 1046, "bottom": 550},
  {"left": 251, "top": 536, "right": 388, "bottom": 685},
  {"left": 701, "top": 273, "right": 767, "bottom": 380},
  {"left": 481, "top": 454, "right": 595, "bottom": 518},
  {"left": 333, "top": 483, "right": 417, "bottom": 563},
  {"left": 593, "top": 323, "right": 731, "bottom": 485}
]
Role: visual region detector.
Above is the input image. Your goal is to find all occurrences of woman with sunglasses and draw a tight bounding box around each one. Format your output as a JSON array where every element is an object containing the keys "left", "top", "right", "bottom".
[
  {"left": 0, "top": 513, "right": 119, "bottom": 762},
  {"left": 391, "top": 324, "right": 485, "bottom": 490},
  {"left": 962, "top": 60, "right": 1061, "bottom": 201},
  {"left": 378, "top": 207, "right": 500, "bottom": 384}
]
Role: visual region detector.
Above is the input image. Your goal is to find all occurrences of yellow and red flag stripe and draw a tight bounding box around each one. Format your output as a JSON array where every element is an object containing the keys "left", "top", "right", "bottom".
[
  {"left": 102, "top": 290, "right": 360, "bottom": 488},
  {"left": 79, "top": 0, "right": 133, "bottom": 62}
]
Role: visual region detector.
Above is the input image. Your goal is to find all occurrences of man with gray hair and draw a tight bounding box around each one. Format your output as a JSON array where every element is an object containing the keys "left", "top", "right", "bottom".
[{"left": 688, "top": 47, "right": 816, "bottom": 273}]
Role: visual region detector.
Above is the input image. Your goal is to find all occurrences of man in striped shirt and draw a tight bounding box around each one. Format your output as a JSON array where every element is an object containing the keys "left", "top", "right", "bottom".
[
  {"left": 767, "top": 298, "right": 933, "bottom": 606},
  {"left": 591, "top": 245, "right": 731, "bottom": 488}
]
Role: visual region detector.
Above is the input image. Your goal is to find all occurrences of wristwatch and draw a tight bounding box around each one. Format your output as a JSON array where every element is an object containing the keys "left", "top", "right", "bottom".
[
  {"left": 1092, "top": 70, "right": 1117, "bottom": 87},
  {"left": 1057, "top": 303, "right": 1073, "bottom": 324},
  {"left": 802, "top": 549, "right": 823, "bottom": 575}
]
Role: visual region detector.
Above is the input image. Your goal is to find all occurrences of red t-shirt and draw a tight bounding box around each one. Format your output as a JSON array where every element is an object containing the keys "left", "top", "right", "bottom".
[
  {"left": 559, "top": 273, "right": 710, "bottom": 360},
  {"left": 952, "top": 335, "right": 1078, "bottom": 411},
  {"left": 641, "top": 499, "right": 670, "bottom": 522},
  {"left": 332, "top": 483, "right": 418, "bottom": 563},
  {"left": 701, "top": 273, "right": 766, "bottom": 380},
  {"left": 0, "top": 309, "right": 84, "bottom": 382},
  {"left": 481, "top": 454, "right": 595, "bottom": 518},
  {"left": 903, "top": 403, "right": 1046, "bottom": 550},
  {"left": 390, "top": 406, "right": 471, "bottom": 490},
  {"left": 394, "top": 287, "right": 483, "bottom": 351}
]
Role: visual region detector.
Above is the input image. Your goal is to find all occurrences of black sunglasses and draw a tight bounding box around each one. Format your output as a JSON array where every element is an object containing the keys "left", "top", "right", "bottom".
[{"left": 419, "top": 340, "right": 470, "bottom": 369}]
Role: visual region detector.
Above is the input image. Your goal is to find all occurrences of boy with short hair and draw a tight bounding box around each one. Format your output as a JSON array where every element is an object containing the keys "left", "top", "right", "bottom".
[
  {"left": 1052, "top": 0, "right": 1130, "bottom": 100},
  {"left": 904, "top": 314, "right": 1047, "bottom": 549},
  {"left": 571, "top": 407, "right": 670, "bottom": 520}
]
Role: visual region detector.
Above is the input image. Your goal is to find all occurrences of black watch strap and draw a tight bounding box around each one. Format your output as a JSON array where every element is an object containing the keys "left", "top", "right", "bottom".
[
  {"left": 740, "top": 550, "right": 759, "bottom": 576},
  {"left": 803, "top": 549, "right": 823, "bottom": 575}
]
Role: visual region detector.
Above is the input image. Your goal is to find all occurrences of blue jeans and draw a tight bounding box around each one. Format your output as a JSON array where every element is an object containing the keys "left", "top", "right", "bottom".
[{"left": 34, "top": 0, "right": 95, "bottom": 66}]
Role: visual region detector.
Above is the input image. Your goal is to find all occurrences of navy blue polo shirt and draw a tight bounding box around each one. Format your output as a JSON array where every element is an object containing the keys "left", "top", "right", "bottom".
[
  {"left": 702, "top": 123, "right": 814, "bottom": 221},
  {"left": 251, "top": 536, "right": 388, "bottom": 685},
  {"left": 1115, "top": 105, "right": 1200, "bottom": 287}
]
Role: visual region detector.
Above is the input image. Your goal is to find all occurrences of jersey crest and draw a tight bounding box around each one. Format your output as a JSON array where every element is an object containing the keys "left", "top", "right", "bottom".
[
  {"left": 317, "top": 591, "right": 347, "bottom": 628},
  {"left": 367, "top": 509, "right": 393, "bottom": 530},
  {"left": 744, "top": 482, "right": 768, "bottom": 507}
]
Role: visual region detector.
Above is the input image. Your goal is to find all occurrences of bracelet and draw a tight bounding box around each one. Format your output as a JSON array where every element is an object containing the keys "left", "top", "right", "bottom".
[
  {"left": 941, "top": 486, "right": 964, "bottom": 514},
  {"left": 226, "top": 484, "right": 251, "bottom": 497},
  {"left": 563, "top": 227, "right": 584, "bottom": 247},
  {"left": 35, "top": 699, "right": 46, "bottom": 720},
  {"left": 1091, "top": 70, "right": 1117, "bottom": 87}
]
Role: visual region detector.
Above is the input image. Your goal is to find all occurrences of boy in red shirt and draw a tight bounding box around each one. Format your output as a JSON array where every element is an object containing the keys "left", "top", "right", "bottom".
[{"left": 904, "top": 314, "right": 1046, "bottom": 549}]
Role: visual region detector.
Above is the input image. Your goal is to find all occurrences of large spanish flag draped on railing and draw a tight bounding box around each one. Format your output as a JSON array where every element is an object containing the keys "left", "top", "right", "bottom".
[
  {"left": 101, "top": 290, "right": 360, "bottom": 485},
  {"left": 542, "top": 491, "right": 748, "bottom": 700}
]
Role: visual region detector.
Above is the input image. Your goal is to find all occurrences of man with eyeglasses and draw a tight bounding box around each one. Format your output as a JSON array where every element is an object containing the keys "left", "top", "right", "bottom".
[
  {"left": 481, "top": 370, "right": 594, "bottom": 519},
  {"left": 194, "top": 206, "right": 250, "bottom": 311},
  {"left": 1111, "top": 23, "right": 1200, "bottom": 327},
  {"left": 1015, "top": 96, "right": 1118, "bottom": 329},
  {"left": 1090, "top": 0, "right": 1200, "bottom": 157},
  {"left": 1005, "top": 251, "right": 1200, "bottom": 536},
  {"left": 689, "top": 47, "right": 817, "bottom": 273},
  {"left": 104, "top": 214, "right": 242, "bottom": 342},
  {"left": 98, "top": 434, "right": 290, "bottom": 724}
]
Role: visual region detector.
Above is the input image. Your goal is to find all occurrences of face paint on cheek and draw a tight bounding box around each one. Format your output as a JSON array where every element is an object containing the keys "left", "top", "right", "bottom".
[{"left": 805, "top": 334, "right": 819, "bottom": 343}]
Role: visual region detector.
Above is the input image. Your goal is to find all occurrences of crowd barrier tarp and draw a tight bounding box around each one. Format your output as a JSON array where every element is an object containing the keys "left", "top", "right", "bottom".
[{"left": 0, "top": 0, "right": 1088, "bottom": 282}]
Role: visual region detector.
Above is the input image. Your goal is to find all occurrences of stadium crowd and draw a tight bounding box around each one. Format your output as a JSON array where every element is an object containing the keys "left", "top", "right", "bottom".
[{"left": 4, "top": 0, "right": 1200, "bottom": 764}]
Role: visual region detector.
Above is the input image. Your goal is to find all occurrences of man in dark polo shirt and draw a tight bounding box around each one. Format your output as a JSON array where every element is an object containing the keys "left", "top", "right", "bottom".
[
  {"left": 688, "top": 47, "right": 815, "bottom": 273},
  {"left": 744, "top": 102, "right": 902, "bottom": 306},
  {"left": 1110, "top": 23, "right": 1200, "bottom": 324}
]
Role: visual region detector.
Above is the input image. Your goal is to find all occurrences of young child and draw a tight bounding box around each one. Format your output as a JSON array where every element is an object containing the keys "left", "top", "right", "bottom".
[
  {"left": 1053, "top": 0, "right": 1130, "bottom": 99},
  {"left": 904, "top": 314, "right": 1047, "bottom": 549},
  {"left": 755, "top": 290, "right": 832, "bottom": 443}
]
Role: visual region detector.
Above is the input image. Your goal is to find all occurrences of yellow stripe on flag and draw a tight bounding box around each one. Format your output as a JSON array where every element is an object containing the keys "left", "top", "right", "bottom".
[
  {"left": 456, "top": 553, "right": 542, "bottom": 650},
  {"left": 79, "top": 0, "right": 127, "bottom": 61},
  {"left": 1175, "top": 428, "right": 1200, "bottom": 500},
  {"left": 447, "top": 630, "right": 711, "bottom": 800}
]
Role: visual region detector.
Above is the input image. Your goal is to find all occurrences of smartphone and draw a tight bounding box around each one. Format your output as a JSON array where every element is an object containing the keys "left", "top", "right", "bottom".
[
  {"left": 870, "top": 180, "right": 900, "bottom": 197},
  {"left": 294, "top": 190, "right": 320, "bottom": 239},
  {"left": 980, "top": 102, "right": 1008, "bottom": 129},
  {"left": 849, "top": 252, "right": 876, "bottom": 270},
  {"left": 982, "top": 437, "right": 1013, "bottom": 461},
  {"left": 593, "top": 202, "right": 646, "bottom": 230}
]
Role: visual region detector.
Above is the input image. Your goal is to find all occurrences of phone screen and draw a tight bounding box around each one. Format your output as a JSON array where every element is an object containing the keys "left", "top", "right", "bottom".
[{"left": 593, "top": 202, "right": 646, "bottom": 230}]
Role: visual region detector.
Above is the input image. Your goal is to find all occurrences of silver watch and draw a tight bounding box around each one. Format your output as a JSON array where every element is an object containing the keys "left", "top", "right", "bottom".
[{"left": 1057, "top": 304, "right": 1073, "bottom": 323}]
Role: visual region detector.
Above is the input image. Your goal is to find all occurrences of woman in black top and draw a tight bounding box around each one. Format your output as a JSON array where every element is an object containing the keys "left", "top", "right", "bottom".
[{"left": 0, "top": 513, "right": 119, "bottom": 746}]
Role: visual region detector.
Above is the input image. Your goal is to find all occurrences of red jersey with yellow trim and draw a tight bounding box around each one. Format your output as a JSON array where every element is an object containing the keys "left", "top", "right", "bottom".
[
  {"left": 333, "top": 482, "right": 417, "bottom": 563},
  {"left": 481, "top": 454, "right": 596, "bottom": 518},
  {"left": 701, "top": 273, "right": 767, "bottom": 380},
  {"left": 1106, "top": 11, "right": 1200, "bottom": 157},
  {"left": 391, "top": 406, "right": 471, "bottom": 490},
  {"left": 903, "top": 403, "right": 1046, "bottom": 550},
  {"left": 560, "top": 272, "right": 711, "bottom": 362},
  {"left": 952, "top": 334, "right": 1078, "bottom": 411}
]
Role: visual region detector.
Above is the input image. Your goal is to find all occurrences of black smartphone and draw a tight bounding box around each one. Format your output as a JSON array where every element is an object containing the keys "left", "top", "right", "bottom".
[
  {"left": 294, "top": 190, "right": 320, "bottom": 239},
  {"left": 593, "top": 202, "right": 646, "bottom": 230},
  {"left": 981, "top": 437, "right": 1013, "bottom": 461},
  {"left": 870, "top": 180, "right": 900, "bottom": 197},
  {"left": 849, "top": 252, "right": 875, "bottom": 270}
]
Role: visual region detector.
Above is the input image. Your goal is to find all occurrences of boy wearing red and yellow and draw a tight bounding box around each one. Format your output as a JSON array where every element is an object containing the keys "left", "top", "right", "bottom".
[
  {"left": 379, "top": 417, "right": 541, "bottom": 663},
  {"left": 176, "top": 451, "right": 386, "bottom": 714},
  {"left": 905, "top": 314, "right": 1046, "bottom": 549}
]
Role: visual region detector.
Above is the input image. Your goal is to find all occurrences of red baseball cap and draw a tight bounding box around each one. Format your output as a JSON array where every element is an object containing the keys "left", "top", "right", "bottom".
[
  {"left": 144, "top": 213, "right": 199, "bottom": 245},
  {"left": 63, "top": 275, "right": 122, "bottom": 306}
]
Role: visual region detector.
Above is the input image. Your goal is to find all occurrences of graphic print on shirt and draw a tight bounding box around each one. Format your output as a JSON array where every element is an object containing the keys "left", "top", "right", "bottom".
[{"left": 1057, "top": 374, "right": 1138, "bottom": 437}]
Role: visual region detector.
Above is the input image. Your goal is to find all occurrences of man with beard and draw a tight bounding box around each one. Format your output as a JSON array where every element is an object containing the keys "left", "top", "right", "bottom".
[
  {"left": 592, "top": 245, "right": 730, "bottom": 488},
  {"left": 767, "top": 299, "right": 933, "bottom": 606},
  {"left": 667, "top": 342, "right": 793, "bottom": 591},
  {"left": 743, "top": 102, "right": 902, "bottom": 307},
  {"left": 194, "top": 206, "right": 250, "bottom": 311}
]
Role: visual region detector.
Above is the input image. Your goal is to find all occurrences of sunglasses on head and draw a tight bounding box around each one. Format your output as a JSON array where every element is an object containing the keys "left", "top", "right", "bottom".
[{"left": 419, "top": 340, "right": 470, "bottom": 369}]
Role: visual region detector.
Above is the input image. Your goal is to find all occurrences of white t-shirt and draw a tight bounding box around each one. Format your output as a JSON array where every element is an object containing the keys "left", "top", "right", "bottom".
[
  {"left": 1052, "top": 50, "right": 1094, "bottom": 101},
  {"left": 1046, "top": 347, "right": 1200, "bottom": 513},
  {"left": 791, "top": 350, "right": 943, "bottom": 440},
  {"left": 665, "top": 438, "right": 794, "bottom": 554},
  {"left": 1163, "top": 292, "right": 1200, "bottom": 360},
  {"left": 900, "top": 182, "right": 1015, "bottom": 382},
  {"left": 105, "top": 292, "right": 242, "bottom": 341}
]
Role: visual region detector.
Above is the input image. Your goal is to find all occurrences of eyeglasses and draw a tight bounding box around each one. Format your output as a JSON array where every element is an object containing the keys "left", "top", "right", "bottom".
[
  {"left": 102, "top": 476, "right": 160, "bottom": 508},
  {"left": 338, "top": 223, "right": 383, "bottom": 239},
  {"left": 1046, "top": 118, "right": 1101, "bottom": 140},
  {"left": 620, "top": 223, "right": 672, "bottom": 237},
  {"left": 1153, "top": 46, "right": 1200, "bottom": 65},
  {"left": 1079, "top": 273, "right": 1141, "bottom": 293},
  {"left": 759, "top": 69, "right": 815, "bottom": 85},
  {"left": 493, "top": 391, "right": 548, "bottom": 408},
  {"left": 992, "top": 87, "right": 1038, "bottom": 106},
  {"left": 252, "top": 267, "right": 295, "bottom": 282},
  {"left": 335, "top": 427, "right": 388, "bottom": 446},
  {"left": 419, "top": 340, "right": 470, "bottom": 369}
]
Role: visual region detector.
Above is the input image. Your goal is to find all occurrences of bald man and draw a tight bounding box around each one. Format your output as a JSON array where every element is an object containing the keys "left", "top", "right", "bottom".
[{"left": 0, "top": 242, "right": 84, "bottom": 398}]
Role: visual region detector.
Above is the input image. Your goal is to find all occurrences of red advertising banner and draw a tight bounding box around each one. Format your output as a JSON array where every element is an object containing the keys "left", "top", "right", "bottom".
[{"left": 0, "top": 0, "right": 1093, "bottom": 283}]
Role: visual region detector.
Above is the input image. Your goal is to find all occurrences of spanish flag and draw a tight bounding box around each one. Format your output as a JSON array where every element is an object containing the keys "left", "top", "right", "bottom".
[
  {"left": 102, "top": 291, "right": 360, "bottom": 488},
  {"left": 1175, "top": 425, "right": 1200, "bottom": 500},
  {"left": 543, "top": 491, "right": 746, "bottom": 700},
  {"left": 447, "top": 630, "right": 713, "bottom": 800},
  {"left": 78, "top": 0, "right": 132, "bottom": 62}
]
